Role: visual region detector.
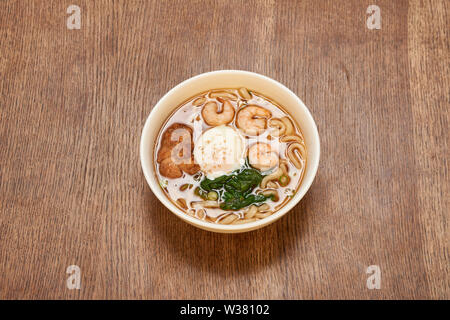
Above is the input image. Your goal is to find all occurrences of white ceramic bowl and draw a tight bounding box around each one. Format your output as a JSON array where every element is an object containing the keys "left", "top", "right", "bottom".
[{"left": 140, "top": 70, "right": 320, "bottom": 233}]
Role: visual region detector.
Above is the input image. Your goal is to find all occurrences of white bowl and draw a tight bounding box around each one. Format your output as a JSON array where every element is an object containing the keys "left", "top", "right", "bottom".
[{"left": 140, "top": 70, "right": 320, "bottom": 233}]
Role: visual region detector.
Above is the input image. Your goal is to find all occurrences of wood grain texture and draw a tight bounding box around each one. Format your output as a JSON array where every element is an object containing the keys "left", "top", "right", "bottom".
[{"left": 0, "top": 0, "right": 448, "bottom": 299}]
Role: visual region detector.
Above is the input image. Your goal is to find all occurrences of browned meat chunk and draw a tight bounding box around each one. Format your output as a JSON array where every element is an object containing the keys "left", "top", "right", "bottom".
[
  {"left": 179, "top": 160, "right": 200, "bottom": 175},
  {"left": 159, "top": 158, "right": 183, "bottom": 179},
  {"left": 157, "top": 123, "right": 200, "bottom": 178}
]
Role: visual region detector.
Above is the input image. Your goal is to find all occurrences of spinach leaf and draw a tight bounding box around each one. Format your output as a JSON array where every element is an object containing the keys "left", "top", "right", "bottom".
[
  {"left": 199, "top": 168, "right": 269, "bottom": 211},
  {"left": 220, "top": 193, "right": 268, "bottom": 211},
  {"left": 200, "top": 174, "right": 230, "bottom": 191}
]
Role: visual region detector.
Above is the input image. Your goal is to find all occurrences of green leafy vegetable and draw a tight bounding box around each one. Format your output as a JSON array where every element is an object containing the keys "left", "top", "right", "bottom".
[
  {"left": 221, "top": 193, "right": 268, "bottom": 211},
  {"left": 199, "top": 168, "right": 270, "bottom": 210}
]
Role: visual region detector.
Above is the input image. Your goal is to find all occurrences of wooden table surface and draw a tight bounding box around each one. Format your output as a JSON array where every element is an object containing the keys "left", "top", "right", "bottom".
[{"left": 0, "top": 0, "right": 448, "bottom": 300}]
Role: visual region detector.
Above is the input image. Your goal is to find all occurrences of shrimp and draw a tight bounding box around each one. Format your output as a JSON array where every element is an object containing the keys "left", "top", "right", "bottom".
[
  {"left": 248, "top": 143, "right": 279, "bottom": 171},
  {"left": 201, "top": 100, "right": 235, "bottom": 126},
  {"left": 236, "top": 105, "right": 271, "bottom": 135}
]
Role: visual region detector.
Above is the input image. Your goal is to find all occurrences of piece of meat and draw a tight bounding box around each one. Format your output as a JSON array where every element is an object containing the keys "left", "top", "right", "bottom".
[
  {"left": 157, "top": 123, "right": 200, "bottom": 177},
  {"left": 161, "top": 123, "right": 193, "bottom": 147},
  {"left": 179, "top": 158, "right": 200, "bottom": 175},
  {"left": 159, "top": 158, "right": 183, "bottom": 179},
  {"left": 157, "top": 146, "right": 172, "bottom": 163},
  {"left": 158, "top": 124, "right": 193, "bottom": 160}
]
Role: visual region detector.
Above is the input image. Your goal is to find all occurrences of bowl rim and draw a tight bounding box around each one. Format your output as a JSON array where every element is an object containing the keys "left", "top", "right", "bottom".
[{"left": 140, "top": 70, "right": 320, "bottom": 233}]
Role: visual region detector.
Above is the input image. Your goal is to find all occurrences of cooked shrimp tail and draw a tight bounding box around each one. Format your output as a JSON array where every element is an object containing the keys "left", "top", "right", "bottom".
[{"left": 236, "top": 105, "right": 271, "bottom": 135}]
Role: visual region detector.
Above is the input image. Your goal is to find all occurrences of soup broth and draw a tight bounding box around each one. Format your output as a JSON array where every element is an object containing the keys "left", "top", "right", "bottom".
[{"left": 154, "top": 88, "right": 306, "bottom": 225}]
